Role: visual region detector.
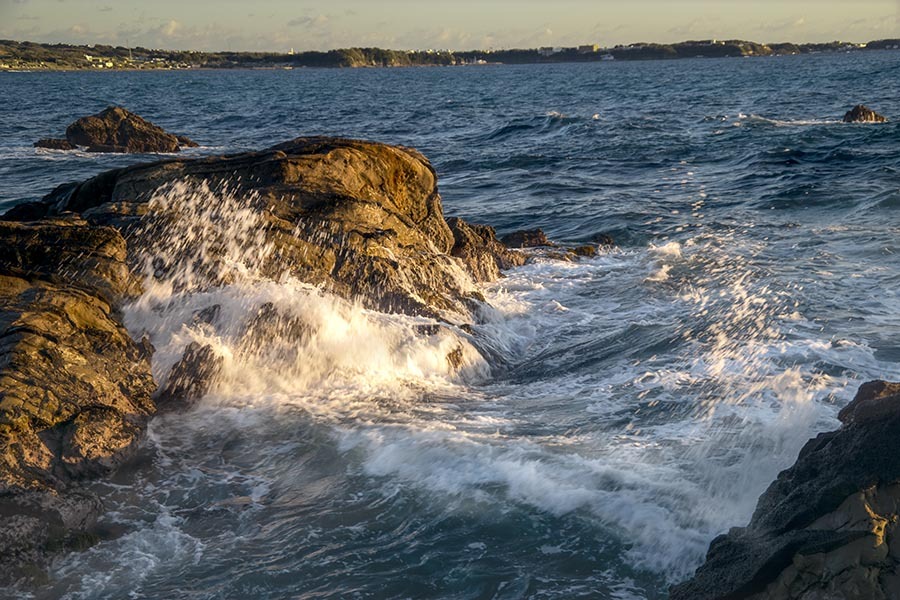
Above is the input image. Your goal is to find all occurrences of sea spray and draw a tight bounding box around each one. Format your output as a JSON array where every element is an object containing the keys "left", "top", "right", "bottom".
[{"left": 123, "top": 181, "right": 488, "bottom": 408}]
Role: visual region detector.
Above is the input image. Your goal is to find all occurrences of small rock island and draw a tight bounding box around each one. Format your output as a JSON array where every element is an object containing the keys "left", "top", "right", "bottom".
[{"left": 34, "top": 106, "right": 198, "bottom": 153}]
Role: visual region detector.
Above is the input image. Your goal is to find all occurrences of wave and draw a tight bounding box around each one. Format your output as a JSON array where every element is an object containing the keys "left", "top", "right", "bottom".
[
  {"left": 478, "top": 112, "right": 589, "bottom": 142},
  {"left": 733, "top": 113, "right": 841, "bottom": 127}
]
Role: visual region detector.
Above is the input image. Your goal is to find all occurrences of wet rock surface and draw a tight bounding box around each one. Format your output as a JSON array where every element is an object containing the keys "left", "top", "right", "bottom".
[
  {"left": 35, "top": 106, "right": 197, "bottom": 153},
  {"left": 0, "top": 218, "right": 156, "bottom": 581},
  {"left": 671, "top": 379, "right": 900, "bottom": 600},
  {"left": 8, "top": 137, "right": 514, "bottom": 321},
  {"left": 447, "top": 217, "right": 526, "bottom": 282}
]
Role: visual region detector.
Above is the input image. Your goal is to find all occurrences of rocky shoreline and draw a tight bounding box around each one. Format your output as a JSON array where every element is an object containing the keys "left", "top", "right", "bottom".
[
  {"left": 0, "top": 132, "right": 601, "bottom": 583},
  {"left": 4, "top": 112, "right": 898, "bottom": 596},
  {"left": 672, "top": 381, "right": 900, "bottom": 599}
]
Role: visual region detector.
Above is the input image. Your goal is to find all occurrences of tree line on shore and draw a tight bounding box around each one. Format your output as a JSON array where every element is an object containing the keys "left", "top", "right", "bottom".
[{"left": 2, "top": 38, "right": 899, "bottom": 70}]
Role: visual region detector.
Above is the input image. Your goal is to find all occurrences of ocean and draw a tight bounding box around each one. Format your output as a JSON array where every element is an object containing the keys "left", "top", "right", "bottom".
[{"left": 2, "top": 51, "right": 900, "bottom": 599}]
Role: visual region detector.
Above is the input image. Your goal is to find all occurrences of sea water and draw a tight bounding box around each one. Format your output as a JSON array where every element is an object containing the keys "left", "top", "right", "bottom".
[{"left": 2, "top": 52, "right": 900, "bottom": 599}]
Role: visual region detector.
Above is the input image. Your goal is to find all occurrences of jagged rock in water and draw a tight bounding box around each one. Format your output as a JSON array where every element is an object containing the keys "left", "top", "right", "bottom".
[
  {"left": 34, "top": 138, "right": 75, "bottom": 151},
  {"left": 592, "top": 232, "right": 615, "bottom": 247},
  {"left": 155, "top": 342, "right": 223, "bottom": 410},
  {"left": 447, "top": 217, "right": 526, "bottom": 282},
  {"left": 571, "top": 245, "right": 597, "bottom": 257},
  {"left": 0, "top": 217, "right": 156, "bottom": 581},
  {"left": 36, "top": 106, "right": 197, "bottom": 153},
  {"left": 6, "top": 137, "right": 514, "bottom": 321},
  {"left": 671, "top": 380, "right": 900, "bottom": 600},
  {"left": 500, "top": 228, "right": 555, "bottom": 248},
  {"left": 843, "top": 104, "right": 887, "bottom": 123}
]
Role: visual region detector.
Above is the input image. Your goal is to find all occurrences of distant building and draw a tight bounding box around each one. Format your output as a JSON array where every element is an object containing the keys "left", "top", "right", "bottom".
[
  {"left": 538, "top": 47, "right": 556, "bottom": 57},
  {"left": 288, "top": 48, "right": 295, "bottom": 55},
  {"left": 578, "top": 44, "right": 599, "bottom": 54}
]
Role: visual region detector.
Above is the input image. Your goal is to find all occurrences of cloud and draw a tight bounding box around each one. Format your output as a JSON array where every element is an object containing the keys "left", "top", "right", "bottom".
[
  {"left": 287, "top": 14, "right": 329, "bottom": 28},
  {"left": 153, "top": 19, "right": 181, "bottom": 38}
]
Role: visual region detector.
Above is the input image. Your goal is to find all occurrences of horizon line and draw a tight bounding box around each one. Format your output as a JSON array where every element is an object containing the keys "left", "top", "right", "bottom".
[{"left": 4, "top": 36, "right": 894, "bottom": 55}]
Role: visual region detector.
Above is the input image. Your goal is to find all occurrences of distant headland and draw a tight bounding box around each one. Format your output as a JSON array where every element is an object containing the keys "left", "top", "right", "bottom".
[{"left": 2, "top": 38, "right": 900, "bottom": 71}]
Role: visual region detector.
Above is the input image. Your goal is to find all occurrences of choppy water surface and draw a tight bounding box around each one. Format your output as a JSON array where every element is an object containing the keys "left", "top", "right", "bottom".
[{"left": 3, "top": 52, "right": 900, "bottom": 599}]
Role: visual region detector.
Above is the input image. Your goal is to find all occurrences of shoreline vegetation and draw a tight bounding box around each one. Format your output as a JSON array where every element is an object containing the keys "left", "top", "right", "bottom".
[{"left": 2, "top": 38, "right": 900, "bottom": 71}]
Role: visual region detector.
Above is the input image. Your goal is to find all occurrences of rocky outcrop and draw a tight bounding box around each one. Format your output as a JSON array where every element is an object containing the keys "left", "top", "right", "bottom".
[
  {"left": 501, "top": 228, "right": 555, "bottom": 248},
  {"left": 500, "top": 228, "right": 613, "bottom": 258},
  {"left": 671, "top": 380, "right": 900, "bottom": 600},
  {"left": 447, "top": 217, "right": 526, "bottom": 282},
  {"left": 0, "top": 218, "right": 156, "bottom": 580},
  {"left": 35, "top": 106, "right": 197, "bottom": 153},
  {"left": 7, "top": 137, "right": 510, "bottom": 321},
  {"left": 843, "top": 105, "right": 887, "bottom": 123},
  {"left": 0, "top": 136, "right": 530, "bottom": 582}
]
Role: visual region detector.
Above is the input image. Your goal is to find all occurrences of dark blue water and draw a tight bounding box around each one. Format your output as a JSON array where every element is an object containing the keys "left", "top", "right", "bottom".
[{"left": 2, "top": 52, "right": 900, "bottom": 599}]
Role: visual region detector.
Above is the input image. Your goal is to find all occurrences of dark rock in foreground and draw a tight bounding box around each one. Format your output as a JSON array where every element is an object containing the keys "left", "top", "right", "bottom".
[
  {"left": 843, "top": 104, "right": 887, "bottom": 123},
  {"left": 671, "top": 380, "right": 900, "bottom": 600},
  {"left": 36, "top": 106, "right": 197, "bottom": 153}
]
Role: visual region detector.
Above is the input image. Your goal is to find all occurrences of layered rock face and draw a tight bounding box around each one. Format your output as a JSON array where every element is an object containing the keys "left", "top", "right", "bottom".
[
  {"left": 11, "top": 137, "right": 511, "bottom": 320},
  {"left": 843, "top": 104, "right": 887, "bottom": 123},
  {"left": 671, "top": 380, "right": 900, "bottom": 600},
  {"left": 0, "top": 218, "right": 156, "bottom": 578},
  {"left": 34, "top": 106, "right": 197, "bottom": 153}
]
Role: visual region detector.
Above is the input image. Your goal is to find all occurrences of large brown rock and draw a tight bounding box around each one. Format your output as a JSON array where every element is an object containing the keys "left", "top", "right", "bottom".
[
  {"left": 7, "top": 137, "right": 509, "bottom": 321},
  {"left": 0, "top": 217, "right": 155, "bottom": 580},
  {"left": 39, "top": 106, "right": 197, "bottom": 153},
  {"left": 671, "top": 380, "right": 900, "bottom": 600}
]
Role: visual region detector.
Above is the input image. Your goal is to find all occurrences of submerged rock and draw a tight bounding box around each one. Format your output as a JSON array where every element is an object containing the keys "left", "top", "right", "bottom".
[
  {"left": 0, "top": 218, "right": 155, "bottom": 580},
  {"left": 671, "top": 379, "right": 900, "bottom": 600},
  {"left": 7, "top": 137, "right": 514, "bottom": 321},
  {"left": 36, "top": 106, "right": 197, "bottom": 153},
  {"left": 33, "top": 138, "right": 75, "bottom": 151},
  {"left": 843, "top": 104, "right": 887, "bottom": 123}
]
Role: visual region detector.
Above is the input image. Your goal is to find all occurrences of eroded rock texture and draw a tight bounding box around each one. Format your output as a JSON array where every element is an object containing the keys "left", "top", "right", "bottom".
[
  {"left": 672, "top": 380, "right": 900, "bottom": 600},
  {"left": 0, "top": 218, "right": 155, "bottom": 580},
  {"left": 10, "top": 137, "right": 511, "bottom": 320}
]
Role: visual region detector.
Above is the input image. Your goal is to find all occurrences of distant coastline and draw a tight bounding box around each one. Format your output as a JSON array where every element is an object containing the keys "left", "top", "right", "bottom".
[{"left": 2, "top": 38, "right": 899, "bottom": 71}]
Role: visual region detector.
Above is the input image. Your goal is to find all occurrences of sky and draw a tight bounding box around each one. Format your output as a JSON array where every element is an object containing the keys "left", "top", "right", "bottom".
[{"left": 2, "top": 0, "right": 899, "bottom": 52}]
